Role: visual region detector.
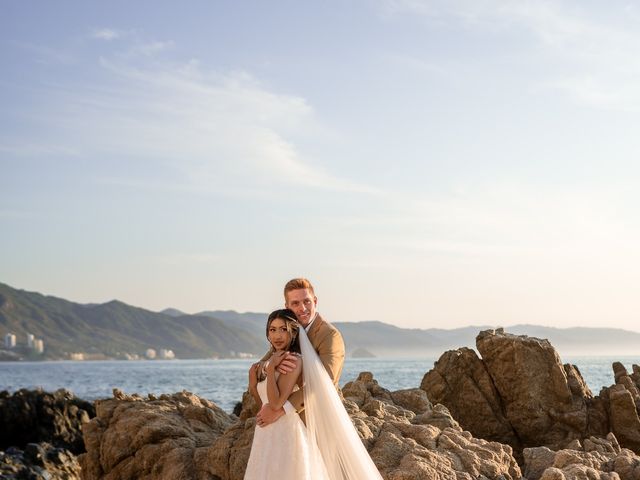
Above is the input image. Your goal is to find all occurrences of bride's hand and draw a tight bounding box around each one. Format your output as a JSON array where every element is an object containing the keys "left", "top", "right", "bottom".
[
  {"left": 266, "top": 351, "right": 286, "bottom": 373},
  {"left": 277, "top": 352, "right": 300, "bottom": 375},
  {"left": 248, "top": 362, "right": 260, "bottom": 387}
]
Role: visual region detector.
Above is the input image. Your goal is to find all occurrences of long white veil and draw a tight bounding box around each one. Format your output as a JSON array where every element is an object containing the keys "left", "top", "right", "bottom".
[{"left": 298, "top": 326, "right": 383, "bottom": 480}]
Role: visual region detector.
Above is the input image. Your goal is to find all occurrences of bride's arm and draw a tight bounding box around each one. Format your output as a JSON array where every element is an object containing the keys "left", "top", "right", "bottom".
[
  {"left": 266, "top": 353, "right": 302, "bottom": 411},
  {"left": 248, "top": 362, "right": 262, "bottom": 407}
]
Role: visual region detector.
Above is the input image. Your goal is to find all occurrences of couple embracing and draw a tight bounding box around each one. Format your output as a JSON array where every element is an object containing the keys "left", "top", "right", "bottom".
[{"left": 244, "top": 278, "right": 382, "bottom": 480}]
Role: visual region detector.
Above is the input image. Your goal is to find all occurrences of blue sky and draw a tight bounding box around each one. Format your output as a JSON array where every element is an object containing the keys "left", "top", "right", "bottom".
[{"left": 2, "top": 1, "right": 640, "bottom": 330}]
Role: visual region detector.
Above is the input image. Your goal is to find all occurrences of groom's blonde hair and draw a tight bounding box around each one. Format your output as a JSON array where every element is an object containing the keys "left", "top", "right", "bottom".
[{"left": 283, "top": 278, "right": 315, "bottom": 298}]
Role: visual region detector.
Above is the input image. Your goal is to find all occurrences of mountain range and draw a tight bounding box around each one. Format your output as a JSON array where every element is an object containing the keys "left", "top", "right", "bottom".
[
  {"left": 0, "top": 283, "right": 263, "bottom": 360},
  {"left": 1, "top": 282, "right": 639, "bottom": 361}
]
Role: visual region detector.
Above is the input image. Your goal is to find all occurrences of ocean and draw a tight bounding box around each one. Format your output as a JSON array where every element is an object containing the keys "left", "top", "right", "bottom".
[{"left": 0, "top": 356, "right": 638, "bottom": 413}]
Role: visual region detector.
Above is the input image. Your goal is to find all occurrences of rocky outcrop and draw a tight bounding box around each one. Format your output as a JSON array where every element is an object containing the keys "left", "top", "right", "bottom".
[
  {"left": 421, "top": 328, "right": 640, "bottom": 456},
  {"left": 421, "top": 346, "right": 521, "bottom": 449},
  {"left": 523, "top": 433, "right": 640, "bottom": 480},
  {"left": 0, "top": 388, "right": 93, "bottom": 480},
  {"left": 600, "top": 363, "right": 640, "bottom": 452},
  {"left": 78, "top": 377, "right": 521, "bottom": 480},
  {"left": 0, "top": 442, "right": 81, "bottom": 479},
  {"left": 0, "top": 388, "right": 95, "bottom": 453},
  {"left": 209, "top": 372, "right": 522, "bottom": 480},
  {"left": 79, "top": 389, "right": 236, "bottom": 479}
]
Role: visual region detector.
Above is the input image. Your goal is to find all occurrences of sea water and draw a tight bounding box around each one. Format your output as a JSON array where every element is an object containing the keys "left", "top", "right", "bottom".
[{"left": 0, "top": 356, "right": 637, "bottom": 413}]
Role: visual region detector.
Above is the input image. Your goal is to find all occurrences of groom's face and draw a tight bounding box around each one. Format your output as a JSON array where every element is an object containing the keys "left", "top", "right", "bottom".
[{"left": 285, "top": 288, "right": 317, "bottom": 327}]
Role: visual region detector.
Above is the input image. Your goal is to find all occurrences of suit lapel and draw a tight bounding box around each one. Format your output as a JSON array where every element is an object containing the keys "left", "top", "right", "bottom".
[{"left": 306, "top": 314, "right": 324, "bottom": 346}]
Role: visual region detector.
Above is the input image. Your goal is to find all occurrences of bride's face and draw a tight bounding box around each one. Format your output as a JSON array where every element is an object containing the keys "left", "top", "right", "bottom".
[{"left": 268, "top": 318, "right": 291, "bottom": 351}]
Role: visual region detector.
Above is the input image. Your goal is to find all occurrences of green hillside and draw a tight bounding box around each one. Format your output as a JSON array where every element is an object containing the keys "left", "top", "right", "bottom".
[{"left": 0, "top": 283, "right": 264, "bottom": 360}]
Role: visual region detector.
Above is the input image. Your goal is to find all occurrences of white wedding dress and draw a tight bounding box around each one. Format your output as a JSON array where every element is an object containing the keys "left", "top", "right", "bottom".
[{"left": 244, "top": 374, "right": 329, "bottom": 479}]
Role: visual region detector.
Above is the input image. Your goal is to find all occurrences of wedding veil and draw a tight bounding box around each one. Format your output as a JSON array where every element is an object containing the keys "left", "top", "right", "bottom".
[{"left": 298, "top": 326, "right": 383, "bottom": 480}]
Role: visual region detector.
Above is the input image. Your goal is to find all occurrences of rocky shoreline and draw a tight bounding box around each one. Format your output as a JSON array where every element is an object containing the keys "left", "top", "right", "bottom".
[
  {"left": 0, "top": 388, "right": 95, "bottom": 479},
  {"left": 3, "top": 329, "right": 640, "bottom": 479}
]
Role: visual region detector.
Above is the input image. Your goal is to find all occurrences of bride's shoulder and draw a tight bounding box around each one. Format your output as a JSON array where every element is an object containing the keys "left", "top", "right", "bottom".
[{"left": 290, "top": 352, "right": 303, "bottom": 367}]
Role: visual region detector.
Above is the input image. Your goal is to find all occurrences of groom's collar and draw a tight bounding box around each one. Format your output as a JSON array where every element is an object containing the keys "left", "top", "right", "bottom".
[{"left": 304, "top": 312, "right": 319, "bottom": 332}]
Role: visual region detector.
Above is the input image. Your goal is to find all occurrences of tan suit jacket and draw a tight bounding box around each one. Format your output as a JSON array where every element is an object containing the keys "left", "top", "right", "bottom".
[{"left": 260, "top": 313, "right": 345, "bottom": 415}]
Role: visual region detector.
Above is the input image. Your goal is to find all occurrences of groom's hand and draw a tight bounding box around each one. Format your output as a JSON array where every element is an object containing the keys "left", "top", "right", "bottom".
[
  {"left": 276, "top": 352, "right": 299, "bottom": 375},
  {"left": 256, "top": 403, "right": 284, "bottom": 427}
]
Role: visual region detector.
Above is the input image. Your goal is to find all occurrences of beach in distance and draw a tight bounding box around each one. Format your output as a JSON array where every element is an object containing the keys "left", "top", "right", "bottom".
[{"left": 1, "top": 355, "right": 637, "bottom": 412}]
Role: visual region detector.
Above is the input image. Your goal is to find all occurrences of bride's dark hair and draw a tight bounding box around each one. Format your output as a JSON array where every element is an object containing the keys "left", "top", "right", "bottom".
[{"left": 266, "top": 308, "right": 301, "bottom": 354}]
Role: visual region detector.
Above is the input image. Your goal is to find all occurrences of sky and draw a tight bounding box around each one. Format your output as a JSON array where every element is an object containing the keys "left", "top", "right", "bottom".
[{"left": 2, "top": 1, "right": 640, "bottom": 331}]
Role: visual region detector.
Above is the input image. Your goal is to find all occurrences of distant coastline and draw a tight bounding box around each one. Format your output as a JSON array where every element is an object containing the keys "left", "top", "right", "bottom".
[{"left": 3, "top": 281, "right": 640, "bottom": 362}]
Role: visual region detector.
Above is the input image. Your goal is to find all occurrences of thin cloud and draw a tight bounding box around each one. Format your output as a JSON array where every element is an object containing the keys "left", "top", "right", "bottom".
[
  {"left": 33, "top": 43, "right": 378, "bottom": 195},
  {"left": 127, "top": 41, "right": 175, "bottom": 57},
  {"left": 384, "top": 0, "right": 640, "bottom": 111},
  {"left": 92, "top": 28, "right": 121, "bottom": 41}
]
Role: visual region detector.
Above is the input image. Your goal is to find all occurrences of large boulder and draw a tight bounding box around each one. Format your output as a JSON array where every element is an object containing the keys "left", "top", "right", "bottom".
[
  {"left": 79, "top": 389, "right": 236, "bottom": 480},
  {"left": 420, "top": 347, "right": 520, "bottom": 449},
  {"left": 475, "top": 329, "right": 592, "bottom": 450}
]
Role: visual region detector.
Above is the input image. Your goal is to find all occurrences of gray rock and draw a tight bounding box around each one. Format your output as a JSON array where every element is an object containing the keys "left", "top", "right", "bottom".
[{"left": 0, "top": 388, "right": 94, "bottom": 454}]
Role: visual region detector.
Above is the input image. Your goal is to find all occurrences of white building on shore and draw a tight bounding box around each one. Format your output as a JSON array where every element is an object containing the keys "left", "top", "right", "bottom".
[
  {"left": 27, "top": 334, "right": 35, "bottom": 348},
  {"left": 159, "top": 349, "right": 175, "bottom": 359},
  {"left": 145, "top": 348, "right": 156, "bottom": 359},
  {"left": 34, "top": 339, "right": 44, "bottom": 354},
  {"left": 4, "top": 333, "right": 16, "bottom": 348}
]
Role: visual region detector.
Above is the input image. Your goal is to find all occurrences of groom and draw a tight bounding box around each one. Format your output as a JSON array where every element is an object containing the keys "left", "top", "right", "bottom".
[{"left": 256, "top": 277, "right": 345, "bottom": 427}]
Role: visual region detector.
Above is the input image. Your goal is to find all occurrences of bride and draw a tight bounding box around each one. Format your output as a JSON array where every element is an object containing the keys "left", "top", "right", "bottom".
[
  {"left": 245, "top": 309, "right": 329, "bottom": 479},
  {"left": 244, "top": 309, "right": 382, "bottom": 480}
]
